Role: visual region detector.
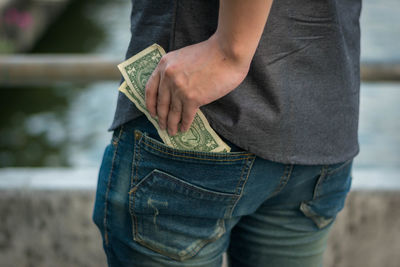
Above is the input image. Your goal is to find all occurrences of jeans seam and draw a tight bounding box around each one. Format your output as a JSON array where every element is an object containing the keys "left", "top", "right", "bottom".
[
  {"left": 129, "top": 135, "right": 142, "bottom": 243},
  {"left": 134, "top": 136, "right": 142, "bottom": 185},
  {"left": 130, "top": 141, "right": 137, "bottom": 189},
  {"left": 103, "top": 126, "right": 123, "bottom": 246},
  {"left": 278, "top": 165, "right": 293, "bottom": 194},
  {"left": 131, "top": 189, "right": 140, "bottom": 241},
  {"left": 234, "top": 157, "right": 249, "bottom": 195},
  {"left": 314, "top": 166, "right": 328, "bottom": 199},
  {"left": 229, "top": 156, "right": 256, "bottom": 217},
  {"left": 268, "top": 164, "right": 294, "bottom": 200}
]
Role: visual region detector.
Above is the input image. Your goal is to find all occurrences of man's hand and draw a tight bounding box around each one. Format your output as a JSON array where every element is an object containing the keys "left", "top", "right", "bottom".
[
  {"left": 145, "top": 35, "right": 249, "bottom": 136},
  {"left": 145, "top": 0, "right": 273, "bottom": 136}
]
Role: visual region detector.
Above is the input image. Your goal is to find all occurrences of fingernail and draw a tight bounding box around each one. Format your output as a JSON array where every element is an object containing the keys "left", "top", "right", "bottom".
[{"left": 170, "top": 129, "right": 177, "bottom": 136}]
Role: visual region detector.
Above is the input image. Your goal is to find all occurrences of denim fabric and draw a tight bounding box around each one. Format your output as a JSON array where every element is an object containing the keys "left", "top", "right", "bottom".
[{"left": 93, "top": 115, "right": 353, "bottom": 267}]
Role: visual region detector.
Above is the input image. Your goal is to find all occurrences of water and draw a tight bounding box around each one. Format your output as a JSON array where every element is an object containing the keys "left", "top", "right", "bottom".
[
  {"left": 360, "top": 0, "right": 400, "bottom": 61},
  {"left": 357, "top": 0, "right": 400, "bottom": 171},
  {"left": 0, "top": 0, "right": 129, "bottom": 167},
  {"left": 0, "top": 0, "right": 399, "bottom": 173}
]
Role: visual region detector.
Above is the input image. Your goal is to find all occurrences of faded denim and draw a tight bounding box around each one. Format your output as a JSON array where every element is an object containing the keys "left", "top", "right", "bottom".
[{"left": 93, "top": 115, "right": 353, "bottom": 267}]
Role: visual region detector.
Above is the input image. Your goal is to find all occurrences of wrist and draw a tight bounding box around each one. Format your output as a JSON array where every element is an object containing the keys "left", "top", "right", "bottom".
[{"left": 210, "top": 32, "right": 254, "bottom": 68}]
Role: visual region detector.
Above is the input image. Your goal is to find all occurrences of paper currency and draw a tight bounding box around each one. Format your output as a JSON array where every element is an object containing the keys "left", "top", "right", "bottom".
[{"left": 118, "top": 44, "right": 231, "bottom": 153}]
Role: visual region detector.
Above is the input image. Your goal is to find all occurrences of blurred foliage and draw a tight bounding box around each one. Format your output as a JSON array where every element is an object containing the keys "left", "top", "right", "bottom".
[
  {"left": 0, "top": 0, "right": 111, "bottom": 167},
  {"left": 0, "top": 87, "right": 78, "bottom": 167},
  {"left": 31, "top": 0, "right": 106, "bottom": 53},
  {"left": 0, "top": 40, "right": 15, "bottom": 53}
]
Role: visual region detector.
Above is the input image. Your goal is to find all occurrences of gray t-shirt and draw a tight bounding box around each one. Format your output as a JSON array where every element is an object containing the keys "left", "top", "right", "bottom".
[{"left": 110, "top": 0, "right": 361, "bottom": 165}]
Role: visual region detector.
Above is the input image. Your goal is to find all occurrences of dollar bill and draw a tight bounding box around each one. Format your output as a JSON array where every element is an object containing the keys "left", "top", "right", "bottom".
[{"left": 118, "top": 44, "right": 231, "bottom": 153}]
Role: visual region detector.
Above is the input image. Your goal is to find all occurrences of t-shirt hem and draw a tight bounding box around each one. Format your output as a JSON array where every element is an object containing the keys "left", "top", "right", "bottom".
[
  {"left": 204, "top": 115, "right": 360, "bottom": 166},
  {"left": 108, "top": 110, "right": 360, "bottom": 166}
]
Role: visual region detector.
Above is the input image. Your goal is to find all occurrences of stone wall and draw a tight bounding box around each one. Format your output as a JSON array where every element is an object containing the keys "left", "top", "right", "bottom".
[
  {"left": 0, "top": 189, "right": 399, "bottom": 267},
  {"left": 324, "top": 191, "right": 400, "bottom": 267},
  {"left": 0, "top": 190, "right": 106, "bottom": 267}
]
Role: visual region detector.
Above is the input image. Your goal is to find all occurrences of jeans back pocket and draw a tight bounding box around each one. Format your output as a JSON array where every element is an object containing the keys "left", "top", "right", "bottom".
[
  {"left": 128, "top": 131, "right": 255, "bottom": 261},
  {"left": 129, "top": 169, "right": 239, "bottom": 261},
  {"left": 300, "top": 160, "right": 353, "bottom": 229}
]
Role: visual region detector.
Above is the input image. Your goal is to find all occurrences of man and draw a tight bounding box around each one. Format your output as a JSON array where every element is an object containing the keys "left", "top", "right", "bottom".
[{"left": 93, "top": 0, "right": 361, "bottom": 266}]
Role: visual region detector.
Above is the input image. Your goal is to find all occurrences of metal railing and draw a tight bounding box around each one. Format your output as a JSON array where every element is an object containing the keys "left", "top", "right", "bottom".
[
  {"left": 0, "top": 55, "right": 120, "bottom": 86},
  {"left": 0, "top": 54, "right": 400, "bottom": 86}
]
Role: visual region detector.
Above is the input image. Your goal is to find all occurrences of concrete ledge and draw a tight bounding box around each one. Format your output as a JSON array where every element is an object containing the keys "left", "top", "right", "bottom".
[
  {"left": 0, "top": 168, "right": 99, "bottom": 190},
  {"left": 1, "top": 167, "right": 399, "bottom": 190},
  {"left": 0, "top": 190, "right": 107, "bottom": 267},
  {"left": 324, "top": 191, "right": 400, "bottom": 267},
  {"left": 0, "top": 169, "right": 399, "bottom": 267}
]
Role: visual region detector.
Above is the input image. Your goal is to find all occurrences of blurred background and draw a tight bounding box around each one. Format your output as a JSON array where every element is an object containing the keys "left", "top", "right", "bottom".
[
  {"left": 0, "top": 0, "right": 399, "bottom": 266},
  {"left": 0, "top": 0, "right": 128, "bottom": 168}
]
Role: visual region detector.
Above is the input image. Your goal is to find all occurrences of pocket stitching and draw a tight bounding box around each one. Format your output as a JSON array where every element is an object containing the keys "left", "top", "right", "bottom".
[
  {"left": 175, "top": 218, "right": 226, "bottom": 260},
  {"left": 142, "top": 140, "right": 251, "bottom": 162},
  {"left": 136, "top": 130, "right": 254, "bottom": 161},
  {"left": 130, "top": 169, "right": 239, "bottom": 200},
  {"left": 134, "top": 137, "right": 141, "bottom": 185},
  {"left": 301, "top": 163, "right": 352, "bottom": 229},
  {"left": 129, "top": 170, "right": 234, "bottom": 260},
  {"left": 135, "top": 218, "right": 226, "bottom": 261}
]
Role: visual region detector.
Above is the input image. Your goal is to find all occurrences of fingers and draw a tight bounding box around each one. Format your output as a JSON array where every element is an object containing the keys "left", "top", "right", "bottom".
[
  {"left": 167, "top": 97, "right": 183, "bottom": 136},
  {"left": 145, "top": 54, "right": 198, "bottom": 136},
  {"left": 148, "top": 77, "right": 198, "bottom": 135},
  {"left": 145, "top": 68, "right": 160, "bottom": 118},
  {"left": 180, "top": 103, "right": 198, "bottom": 133},
  {"left": 156, "top": 75, "right": 171, "bottom": 131},
  {"left": 158, "top": 86, "right": 198, "bottom": 136}
]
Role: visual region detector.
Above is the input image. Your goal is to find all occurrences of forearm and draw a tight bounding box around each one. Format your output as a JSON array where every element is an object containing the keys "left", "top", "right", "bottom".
[{"left": 214, "top": 0, "right": 274, "bottom": 65}]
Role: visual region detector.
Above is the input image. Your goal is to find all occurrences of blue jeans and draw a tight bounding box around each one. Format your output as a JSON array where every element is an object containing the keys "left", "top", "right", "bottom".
[{"left": 92, "top": 115, "right": 353, "bottom": 267}]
